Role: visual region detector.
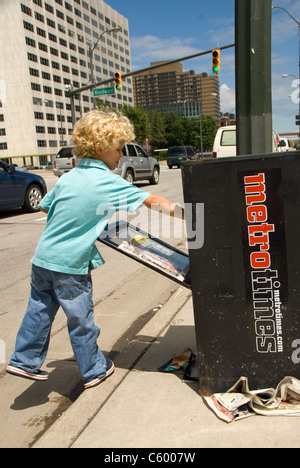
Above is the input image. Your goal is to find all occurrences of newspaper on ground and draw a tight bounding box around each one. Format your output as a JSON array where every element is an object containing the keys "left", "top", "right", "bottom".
[
  {"left": 203, "top": 376, "right": 300, "bottom": 423},
  {"left": 158, "top": 347, "right": 192, "bottom": 372}
]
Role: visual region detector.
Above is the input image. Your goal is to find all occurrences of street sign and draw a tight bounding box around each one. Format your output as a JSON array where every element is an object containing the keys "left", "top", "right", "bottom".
[{"left": 93, "top": 87, "right": 115, "bottom": 97}]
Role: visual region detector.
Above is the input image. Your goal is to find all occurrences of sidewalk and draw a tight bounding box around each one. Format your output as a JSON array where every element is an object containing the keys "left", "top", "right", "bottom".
[{"left": 33, "top": 288, "right": 300, "bottom": 449}]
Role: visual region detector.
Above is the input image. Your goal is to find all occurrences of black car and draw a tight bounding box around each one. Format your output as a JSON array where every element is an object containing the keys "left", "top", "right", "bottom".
[
  {"left": 0, "top": 160, "right": 47, "bottom": 212},
  {"left": 167, "top": 146, "right": 196, "bottom": 169}
]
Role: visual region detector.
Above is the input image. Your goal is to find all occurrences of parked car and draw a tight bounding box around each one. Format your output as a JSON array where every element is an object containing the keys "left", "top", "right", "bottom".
[
  {"left": 53, "top": 145, "right": 76, "bottom": 177},
  {"left": 212, "top": 125, "right": 281, "bottom": 158},
  {"left": 12, "top": 164, "right": 28, "bottom": 172},
  {"left": 115, "top": 143, "right": 160, "bottom": 185},
  {"left": 53, "top": 144, "right": 160, "bottom": 185},
  {"left": 278, "top": 137, "right": 296, "bottom": 152},
  {"left": 40, "top": 162, "right": 53, "bottom": 170},
  {"left": 167, "top": 146, "right": 196, "bottom": 168},
  {"left": 0, "top": 160, "right": 47, "bottom": 212}
]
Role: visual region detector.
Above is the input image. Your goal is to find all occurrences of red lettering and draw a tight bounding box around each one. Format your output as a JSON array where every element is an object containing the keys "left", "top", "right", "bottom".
[
  {"left": 247, "top": 205, "right": 267, "bottom": 223},
  {"left": 251, "top": 251, "right": 271, "bottom": 269},
  {"left": 244, "top": 173, "right": 266, "bottom": 205},
  {"left": 248, "top": 223, "right": 275, "bottom": 251}
]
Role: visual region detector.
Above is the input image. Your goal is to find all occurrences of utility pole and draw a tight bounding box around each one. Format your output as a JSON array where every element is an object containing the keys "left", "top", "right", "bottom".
[{"left": 235, "top": 0, "right": 273, "bottom": 155}]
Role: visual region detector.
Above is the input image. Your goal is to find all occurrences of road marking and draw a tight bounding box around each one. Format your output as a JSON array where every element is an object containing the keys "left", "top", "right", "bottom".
[{"left": 36, "top": 216, "right": 47, "bottom": 221}]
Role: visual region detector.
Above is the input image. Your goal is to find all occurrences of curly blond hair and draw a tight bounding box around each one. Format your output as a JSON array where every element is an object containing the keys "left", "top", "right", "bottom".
[{"left": 72, "top": 110, "right": 135, "bottom": 158}]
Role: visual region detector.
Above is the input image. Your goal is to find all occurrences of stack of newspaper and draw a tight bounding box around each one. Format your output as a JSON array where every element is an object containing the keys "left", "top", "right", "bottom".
[
  {"left": 204, "top": 376, "right": 300, "bottom": 423},
  {"left": 117, "top": 235, "right": 188, "bottom": 282}
]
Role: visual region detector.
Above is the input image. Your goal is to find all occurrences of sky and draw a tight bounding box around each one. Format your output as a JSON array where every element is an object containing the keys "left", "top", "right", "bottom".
[{"left": 104, "top": 0, "right": 300, "bottom": 134}]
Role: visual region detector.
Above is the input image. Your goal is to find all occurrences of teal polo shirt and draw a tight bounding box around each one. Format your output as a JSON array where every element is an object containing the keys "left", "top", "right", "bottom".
[{"left": 32, "top": 158, "right": 151, "bottom": 275}]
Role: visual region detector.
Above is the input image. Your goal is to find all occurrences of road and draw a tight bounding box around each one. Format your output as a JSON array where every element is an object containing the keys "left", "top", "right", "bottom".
[{"left": 0, "top": 163, "right": 188, "bottom": 448}]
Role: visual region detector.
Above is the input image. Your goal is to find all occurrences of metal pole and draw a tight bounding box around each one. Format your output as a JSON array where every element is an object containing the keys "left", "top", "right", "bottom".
[
  {"left": 68, "top": 43, "right": 235, "bottom": 127},
  {"left": 235, "top": 0, "right": 273, "bottom": 155}
]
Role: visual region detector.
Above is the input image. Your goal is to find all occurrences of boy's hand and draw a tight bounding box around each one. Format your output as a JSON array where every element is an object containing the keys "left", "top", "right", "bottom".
[{"left": 143, "top": 195, "right": 184, "bottom": 220}]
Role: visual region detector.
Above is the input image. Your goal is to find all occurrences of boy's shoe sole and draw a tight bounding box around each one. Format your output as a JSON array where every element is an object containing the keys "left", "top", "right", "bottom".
[
  {"left": 6, "top": 365, "right": 49, "bottom": 381},
  {"left": 84, "top": 359, "right": 115, "bottom": 390}
]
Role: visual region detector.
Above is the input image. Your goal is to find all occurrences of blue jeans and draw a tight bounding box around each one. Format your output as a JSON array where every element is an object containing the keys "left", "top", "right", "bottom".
[{"left": 10, "top": 265, "right": 106, "bottom": 384}]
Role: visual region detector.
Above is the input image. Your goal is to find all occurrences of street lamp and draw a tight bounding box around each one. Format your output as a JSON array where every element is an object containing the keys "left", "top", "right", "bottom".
[
  {"left": 272, "top": 6, "right": 300, "bottom": 136},
  {"left": 88, "top": 27, "right": 121, "bottom": 85}
]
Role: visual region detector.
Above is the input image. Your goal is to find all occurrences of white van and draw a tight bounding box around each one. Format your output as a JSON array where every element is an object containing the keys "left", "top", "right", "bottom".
[
  {"left": 212, "top": 125, "right": 280, "bottom": 158},
  {"left": 278, "top": 137, "right": 296, "bottom": 152}
]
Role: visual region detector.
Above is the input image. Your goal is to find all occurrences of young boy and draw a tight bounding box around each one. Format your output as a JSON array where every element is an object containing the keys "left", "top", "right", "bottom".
[{"left": 6, "top": 110, "right": 184, "bottom": 389}]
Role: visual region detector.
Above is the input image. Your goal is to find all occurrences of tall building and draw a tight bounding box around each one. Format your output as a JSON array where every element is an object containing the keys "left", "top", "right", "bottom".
[
  {"left": 133, "top": 61, "right": 220, "bottom": 123},
  {"left": 0, "top": 0, "right": 133, "bottom": 166}
]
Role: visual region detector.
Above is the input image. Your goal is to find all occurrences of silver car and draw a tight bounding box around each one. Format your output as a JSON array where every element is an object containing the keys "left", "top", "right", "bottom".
[
  {"left": 53, "top": 144, "right": 160, "bottom": 185},
  {"left": 115, "top": 143, "right": 159, "bottom": 185}
]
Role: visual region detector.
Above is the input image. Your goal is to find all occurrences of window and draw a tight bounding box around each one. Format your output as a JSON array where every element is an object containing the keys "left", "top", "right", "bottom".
[
  {"left": 31, "top": 82, "right": 41, "bottom": 91},
  {"left": 40, "top": 57, "right": 49, "bottom": 66},
  {"left": 21, "top": 4, "right": 32, "bottom": 16},
  {"left": 47, "top": 18, "right": 56, "bottom": 29},
  {"left": 39, "top": 43, "right": 48, "bottom": 52},
  {"left": 49, "top": 33, "right": 57, "bottom": 42},
  {"left": 56, "top": 10, "right": 64, "bottom": 20},
  {"left": 59, "top": 38, "right": 67, "bottom": 47},
  {"left": 34, "top": 112, "right": 44, "bottom": 119},
  {"left": 52, "top": 61, "right": 60, "bottom": 70},
  {"left": 23, "top": 21, "right": 34, "bottom": 32},
  {"left": 29, "top": 68, "right": 39, "bottom": 77},
  {"left": 0, "top": 143, "right": 8, "bottom": 150},
  {"left": 35, "top": 12, "right": 44, "bottom": 23},
  {"left": 25, "top": 37, "right": 36, "bottom": 47},
  {"left": 36, "top": 126, "right": 45, "bottom": 133},
  {"left": 43, "top": 86, "right": 52, "bottom": 94},
  {"left": 45, "top": 3, "right": 54, "bottom": 13},
  {"left": 28, "top": 53, "right": 38, "bottom": 62},
  {"left": 36, "top": 27, "right": 46, "bottom": 37},
  {"left": 221, "top": 130, "right": 236, "bottom": 146},
  {"left": 65, "top": 2, "right": 73, "bottom": 12}
]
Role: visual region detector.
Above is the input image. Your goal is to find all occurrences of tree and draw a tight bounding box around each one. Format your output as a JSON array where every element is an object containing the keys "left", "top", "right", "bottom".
[
  {"left": 147, "top": 111, "right": 167, "bottom": 150},
  {"left": 162, "top": 112, "right": 187, "bottom": 147},
  {"left": 120, "top": 105, "right": 149, "bottom": 145}
]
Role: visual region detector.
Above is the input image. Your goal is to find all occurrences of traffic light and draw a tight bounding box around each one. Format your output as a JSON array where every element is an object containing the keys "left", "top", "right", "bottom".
[
  {"left": 212, "top": 49, "right": 220, "bottom": 74},
  {"left": 114, "top": 72, "right": 122, "bottom": 91}
]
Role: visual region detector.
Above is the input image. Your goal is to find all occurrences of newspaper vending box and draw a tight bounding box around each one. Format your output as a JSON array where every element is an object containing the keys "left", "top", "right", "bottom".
[{"left": 182, "top": 151, "right": 300, "bottom": 395}]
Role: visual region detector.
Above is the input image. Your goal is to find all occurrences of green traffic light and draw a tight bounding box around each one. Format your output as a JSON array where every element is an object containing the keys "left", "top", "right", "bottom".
[
  {"left": 213, "top": 66, "right": 219, "bottom": 73},
  {"left": 116, "top": 85, "right": 121, "bottom": 90}
]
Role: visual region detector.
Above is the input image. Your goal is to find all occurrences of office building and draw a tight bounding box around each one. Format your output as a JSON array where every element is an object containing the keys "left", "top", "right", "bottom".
[
  {"left": 132, "top": 61, "right": 220, "bottom": 123},
  {"left": 0, "top": 0, "right": 133, "bottom": 166}
]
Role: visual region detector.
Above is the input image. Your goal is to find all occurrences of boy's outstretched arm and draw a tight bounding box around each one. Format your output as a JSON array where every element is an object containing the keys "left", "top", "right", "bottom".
[{"left": 143, "top": 194, "right": 184, "bottom": 220}]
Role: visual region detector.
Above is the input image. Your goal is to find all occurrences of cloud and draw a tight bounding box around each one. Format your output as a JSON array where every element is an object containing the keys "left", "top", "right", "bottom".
[
  {"left": 220, "top": 83, "right": 235, "bottom": 113},
  {"left": 130, "top": 35, "right": 201, "bottom": 69}
]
